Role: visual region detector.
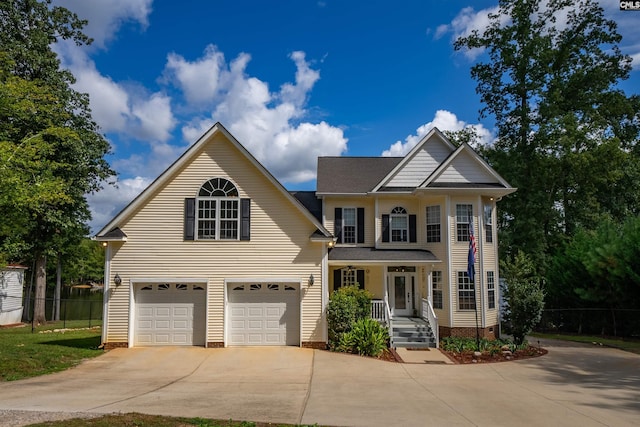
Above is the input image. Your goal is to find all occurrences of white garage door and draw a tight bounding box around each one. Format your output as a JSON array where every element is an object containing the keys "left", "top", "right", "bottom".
[
  {"left": 134, "top": 283, "right": 206, "bottom": 346},
  {"left": 228, "top": 282, "right": 300, "bottom": 346}
]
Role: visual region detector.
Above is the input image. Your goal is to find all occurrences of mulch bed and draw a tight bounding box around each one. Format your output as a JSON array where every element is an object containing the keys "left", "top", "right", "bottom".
[{"left": 443, "top": 346, "right": 548, "bottom": 364}]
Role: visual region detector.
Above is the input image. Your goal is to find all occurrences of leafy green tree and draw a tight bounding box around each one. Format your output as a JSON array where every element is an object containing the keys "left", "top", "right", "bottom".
[
  {"left": 454, "top": 0, "right": 640, "bottom": 271},
  {"left": 501, "top": 251, "right": 545, "bottom": 345},
  {"left": 0, "top": 0, "right": 114, "bottom": 324},
  {"left": 548, "top": 216, "right": 640, "bottom": 335}
]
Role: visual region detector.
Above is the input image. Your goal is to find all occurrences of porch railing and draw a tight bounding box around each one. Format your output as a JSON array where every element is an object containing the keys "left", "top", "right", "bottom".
[
  {"left": 371, "top": 299, "right": 387, "bottom": 323},
  {"left": 421, "top": 298, "right": 439, "bottom": 349}
]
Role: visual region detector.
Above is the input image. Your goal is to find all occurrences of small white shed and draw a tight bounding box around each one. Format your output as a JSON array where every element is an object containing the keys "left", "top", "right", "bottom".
[{"left": 0, "top": 265, "right": 27, "bottom": 325}]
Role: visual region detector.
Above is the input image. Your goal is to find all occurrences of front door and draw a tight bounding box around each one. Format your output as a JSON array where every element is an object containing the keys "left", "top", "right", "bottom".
[{"left": 391, "top": 273, "right": 413, "bottom": 316}]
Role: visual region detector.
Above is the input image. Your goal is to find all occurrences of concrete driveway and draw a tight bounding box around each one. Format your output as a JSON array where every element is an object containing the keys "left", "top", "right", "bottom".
[{"left": 1, "top": 340, "right": 639, "bottom": 426}]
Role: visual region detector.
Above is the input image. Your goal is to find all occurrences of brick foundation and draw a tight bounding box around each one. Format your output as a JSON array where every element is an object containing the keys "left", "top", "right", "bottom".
[
  {"left": 439, "top": 325, "right": 499, "bottom": 340},
  {"left": 301, "top": 341, "right": 327, "bottom": 349},
  {"left": 103, "top": 342, "right": 128, "bottom": 350},
  {"left": 206, "top": 342, "right": 224, "bottom": 348}
]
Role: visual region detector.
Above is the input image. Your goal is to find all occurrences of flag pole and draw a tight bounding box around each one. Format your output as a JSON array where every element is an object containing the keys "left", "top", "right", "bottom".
[{"left": 468, "top": 218, "right": 480, "bottom": 351}]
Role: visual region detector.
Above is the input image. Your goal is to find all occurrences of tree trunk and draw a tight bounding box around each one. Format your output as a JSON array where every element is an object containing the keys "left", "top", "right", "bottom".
[
  {"left": 33, "top": 254, "right": 47, "bottom": 325},
  {"left": 54, "top": 253, "right": 61, "bottom": 321}
]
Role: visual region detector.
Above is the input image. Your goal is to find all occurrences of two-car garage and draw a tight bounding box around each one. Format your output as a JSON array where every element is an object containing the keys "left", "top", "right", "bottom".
[{"left": 132, "top": 281, "right": 300, "bottom": 347}]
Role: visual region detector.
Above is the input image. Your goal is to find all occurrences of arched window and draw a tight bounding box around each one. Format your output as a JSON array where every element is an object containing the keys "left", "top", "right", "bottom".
[
  {"left": 390, "top": 206, "right": 408, "bottom": 242},
  {"left": 197, "top": 178, "right": 239, "bottom": 240}
]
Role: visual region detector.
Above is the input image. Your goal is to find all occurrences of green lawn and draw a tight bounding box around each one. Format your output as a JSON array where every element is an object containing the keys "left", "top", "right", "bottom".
[
  {"left": 531, "top": 332, "right": 640, "bottom": 354},
  {"left": 27, "top": 413, "right": 322, "bottom": 427},
  {"left": 0, "top": 321, "right": 103, "bottom": 381}
]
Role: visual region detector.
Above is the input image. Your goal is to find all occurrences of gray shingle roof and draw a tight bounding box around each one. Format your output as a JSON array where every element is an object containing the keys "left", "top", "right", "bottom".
[
  {"left": 290, "top": 191, "right": 322, "bottom": 221},
  {"left": 328, "top": 247, "right": 440, "bottom": 262},
  {"left": 317, "top": 157, "right": 402, "bottom": 194}
]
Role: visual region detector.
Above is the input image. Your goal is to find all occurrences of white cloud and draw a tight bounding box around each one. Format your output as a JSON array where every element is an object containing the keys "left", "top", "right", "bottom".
[
  {"left": 438, "top": 1, "right": 640, "bottom": 68},
  {"left": 169, "top": 48, "right": 347, "bottom": 183},
  {"left": 53, "top": 35, "right": 176, "bottom": 144},
  {"left": 54, "top": 0, "right": 153, "bottom": 49},
  {"left": 130, "top": 93, "right": 175, "bottom": 142},
  {"left": 164, "top": 45, "right": 225, "bottom": 105},
  {"left": 87, "top": 176, "right": 152, "bottom": 233},
  {"left": 382, "top": 110, "right": 494, "bottom": 157}
]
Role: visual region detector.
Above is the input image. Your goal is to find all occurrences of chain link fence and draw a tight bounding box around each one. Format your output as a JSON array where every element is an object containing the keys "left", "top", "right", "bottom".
[
  {"left": 535, "top": 308, "right": 640, "bottom": 338},
  {"left": 2, "top": 293, "right": 104, "bottom": 329}
]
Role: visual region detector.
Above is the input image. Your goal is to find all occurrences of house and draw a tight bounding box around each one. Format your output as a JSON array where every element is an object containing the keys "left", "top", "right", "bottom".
[
  {"left": 0, "top": 265, "right": 27, "bottom": 325},
  {"left": 95, "top": 123, "right": 515, "bottom": 349}
]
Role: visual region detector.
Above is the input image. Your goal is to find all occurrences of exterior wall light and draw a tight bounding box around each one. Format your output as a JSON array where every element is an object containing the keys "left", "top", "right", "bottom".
[
  {"left": 114, "top": 274, "right": 122, "bottom": 286},
  {"left": 308, "top": 274, "right": 315, "bottom": 286}
]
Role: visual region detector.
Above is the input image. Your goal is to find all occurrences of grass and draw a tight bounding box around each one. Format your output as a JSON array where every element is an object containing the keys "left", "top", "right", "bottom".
[
  {"left": 26, "top": 413, "right": 321, "bottom": 427},
  {"left": 0, "top": 320, "right": 103, "bottom": 381},
  {"left": 530, "top": 332, "right": 640, "bottom": 354}
]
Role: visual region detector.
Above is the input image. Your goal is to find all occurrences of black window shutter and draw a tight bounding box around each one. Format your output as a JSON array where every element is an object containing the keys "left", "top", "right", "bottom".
[
  {"left": 184, "top": 198, "right": 195, "bottom": 241},
  {"left": 409, "top": 214, "right": 417, "bottom": 243},
  {"left": 333, "top": 269, "right": 341, "bottom": 292},
  {"left": 357, "top": 208, "right": 365, "bottom": 244},
  {"left": 382, "top": 214, "right": 390, "bottom": 242},
  {"left": 240, "top": 198, "right": 251, "bottom": 241},
  {"left": 356, "top": 269, "right": 365, "bottom": 290},
  {"left": 334, "top": 208, "right": 342, "bottom": 243}
]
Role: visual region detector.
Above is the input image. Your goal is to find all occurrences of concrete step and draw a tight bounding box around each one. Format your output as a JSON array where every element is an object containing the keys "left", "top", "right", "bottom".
[
  {"left": 389, "top": 317, "right": 436, "bottom": 348},
  {"left": 393, "top": 341, "right": 436, "bottom": 349}
]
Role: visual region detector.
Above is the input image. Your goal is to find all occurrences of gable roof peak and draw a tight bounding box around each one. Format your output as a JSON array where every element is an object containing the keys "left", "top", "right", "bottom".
[{"left": 96, "top": 122, "right": 331, "bottom": 239}]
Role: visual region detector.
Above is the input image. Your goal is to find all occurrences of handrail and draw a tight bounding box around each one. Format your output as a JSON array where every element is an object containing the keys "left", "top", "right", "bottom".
[
  {"left": 371, "top": 300, "right": 386, "bottom": 323},
  {"left": 422, "top": 298, "right": 439, "bottom": 348}
]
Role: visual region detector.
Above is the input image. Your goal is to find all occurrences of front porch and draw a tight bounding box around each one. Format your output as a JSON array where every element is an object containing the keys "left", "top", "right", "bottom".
[{"left": 328, "top": 246, "right": 442, "bottom": 348}]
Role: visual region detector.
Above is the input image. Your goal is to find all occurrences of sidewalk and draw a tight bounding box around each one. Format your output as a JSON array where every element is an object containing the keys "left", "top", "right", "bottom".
[{"left": 394, "top": 347, "right": 454, "bottom": 364}]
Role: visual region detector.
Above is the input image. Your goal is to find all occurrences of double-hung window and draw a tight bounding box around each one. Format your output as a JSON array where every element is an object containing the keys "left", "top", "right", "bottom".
[
  {"left": 390, "top": 206, "right": 408, "bottom": 242},
  {"left": 487, "top": 271, "right": 496, "bottom": 309},
  {"left": 457, "top": 271, "right": 475, "bottom": 310},
  {"left": 456, "top": 204, "right": 473, "bottom": 242},
  {"left": 432, "top": 270, "right": 443, "bottom": 309},
  {"left": 342, "top": 208, "right": 357, "bottom": 244},
  {"left": 426, "top": 205, "right": 441, "bottom": 243},
  {"left": 484, "top": 204, "right": 493, "bottom": 243},
  {"left": 197, "top": 178, "right": 239, "bottom": 240}
]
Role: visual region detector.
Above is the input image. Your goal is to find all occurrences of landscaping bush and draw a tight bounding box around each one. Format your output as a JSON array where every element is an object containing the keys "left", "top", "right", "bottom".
[
  {"left": 326, "top": 285, "right": 373, "bottom": 350},
  {"left": 337, "top": 317, "right": 388, "bottom": 357}
]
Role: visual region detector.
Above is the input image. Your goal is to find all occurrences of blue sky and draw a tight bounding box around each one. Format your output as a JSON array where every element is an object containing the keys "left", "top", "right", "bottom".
[{"left": 51, "top": 1, "right": 640, "bottom": 232}]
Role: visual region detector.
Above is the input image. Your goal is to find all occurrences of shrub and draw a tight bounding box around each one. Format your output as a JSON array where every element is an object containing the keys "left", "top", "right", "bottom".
[
  {"left": 501, "top": 251, "right": 545, "bottom": 345},
  {"left": 338, "top": 317, "right": 388, "bottom": 357},
  {"left": 326, "top": 285, "right": 373, "bottom": 350}
]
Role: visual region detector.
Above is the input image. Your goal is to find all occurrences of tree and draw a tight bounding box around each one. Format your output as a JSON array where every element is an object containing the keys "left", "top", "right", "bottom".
[
  {"left": 0, "top": 0, "right": 114, "bottom": 324},
  {"left": 547, "top": 216, "right": 640, "bottom": 335},
  {"left": 454, "top": 0, "right": 640, "bottom": 271},
  {"left": 501, "top": 251, "right": 545, "bottom": 345}
]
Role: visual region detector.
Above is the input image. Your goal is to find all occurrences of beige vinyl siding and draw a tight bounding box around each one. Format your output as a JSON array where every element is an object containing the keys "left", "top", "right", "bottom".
[
  {"left": 324, "top": 197, "right": 375, "bottom": 246},
  {"left": 366, "top": 266, "right": 385, "bottom": 299},
  {"left": 106, "top": 132, "right": 324, "bottom": 344},
  {"left": 434, "top": 150, "right": 498, "bottom": 184},
  {"left": 481, "top": 198, "right": 499, "bottom": 327},
  {"left": 417, "top": 197, "right": 450, "bottom": 326},
  {"left": 387, "top": 139, "right": 451, "bottom": 187},
  {"left": 449, "top": 197, "right": 481, "bottom": 328}
]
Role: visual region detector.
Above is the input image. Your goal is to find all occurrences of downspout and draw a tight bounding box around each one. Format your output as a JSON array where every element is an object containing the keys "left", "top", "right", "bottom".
[{"left": 101, "top": 243, "right": 111, "bottom": 347}]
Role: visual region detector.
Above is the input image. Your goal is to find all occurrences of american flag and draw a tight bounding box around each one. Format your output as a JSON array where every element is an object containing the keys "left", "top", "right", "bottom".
[{"left": 467, "top": 221, "right": 477, "bottom": 282}]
